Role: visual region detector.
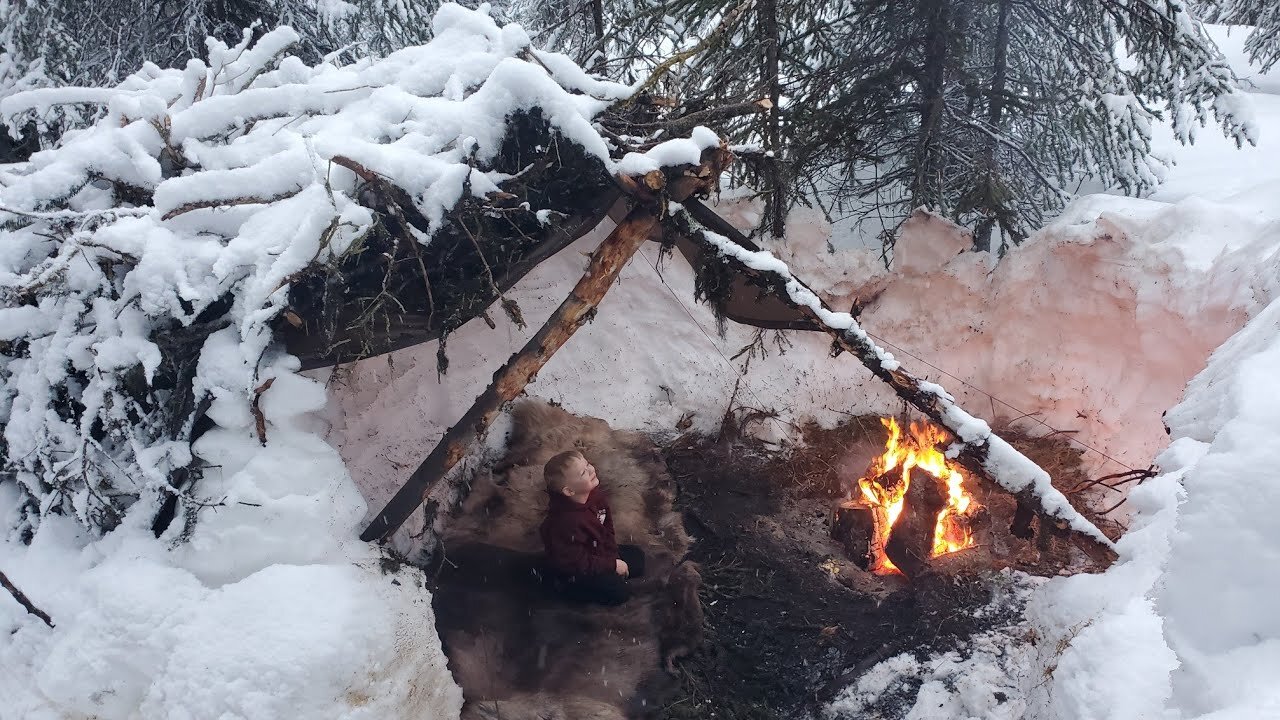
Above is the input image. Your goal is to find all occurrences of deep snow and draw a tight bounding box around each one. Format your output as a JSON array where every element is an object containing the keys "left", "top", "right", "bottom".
[{"left": 2, "top": 9, "right": 1279, "bottom": 720}]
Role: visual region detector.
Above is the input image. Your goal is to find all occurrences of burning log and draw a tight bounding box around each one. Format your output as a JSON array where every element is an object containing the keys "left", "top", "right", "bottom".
[
  {"left": 831, "top": 501, "right": 882, "bottom": 570},
  {"left": 884, "top": 468, "right": 949, "bottom": 580}
]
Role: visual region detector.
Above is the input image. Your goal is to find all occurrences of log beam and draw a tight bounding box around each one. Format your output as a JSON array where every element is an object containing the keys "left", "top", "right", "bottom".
[
  {"left": 679, "top": 199, "right": 1117, "bottom": 564},
  {"left": 360, "top": 206, "right": 661, "bottom": 543}
]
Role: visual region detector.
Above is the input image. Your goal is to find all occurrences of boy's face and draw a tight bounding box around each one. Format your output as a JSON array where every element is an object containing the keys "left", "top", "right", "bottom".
[{"left": 561, "top": 456, "right": 599, "bottom": 500}]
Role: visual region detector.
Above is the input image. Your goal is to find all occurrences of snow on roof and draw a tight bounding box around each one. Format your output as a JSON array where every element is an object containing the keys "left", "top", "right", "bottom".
[{"left": 0, "top": 2, "right": 716, "bottom": 536}]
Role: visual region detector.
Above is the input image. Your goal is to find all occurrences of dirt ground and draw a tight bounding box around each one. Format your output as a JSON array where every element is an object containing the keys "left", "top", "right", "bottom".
[{"left": 655, "top": 414, "right": 1113, "bottom": 719}]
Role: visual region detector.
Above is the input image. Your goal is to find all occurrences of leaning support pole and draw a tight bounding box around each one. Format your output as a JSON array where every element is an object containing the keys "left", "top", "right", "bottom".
[
  {"left": 680, "top": 199, "right": 1117, "bottom": 563},
  {"left": 361, "top": 207, "right": 660, "bottom": 543}
]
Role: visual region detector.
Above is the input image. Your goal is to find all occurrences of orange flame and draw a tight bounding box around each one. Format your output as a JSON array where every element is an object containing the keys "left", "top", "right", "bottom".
[{"left": 857, "top": 418, "right": 978, "bottom": 573}]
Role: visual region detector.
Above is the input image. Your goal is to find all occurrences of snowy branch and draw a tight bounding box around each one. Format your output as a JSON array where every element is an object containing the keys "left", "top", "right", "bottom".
[{"left": 678, "top": 200, "right": 1116, "bottom": 555}]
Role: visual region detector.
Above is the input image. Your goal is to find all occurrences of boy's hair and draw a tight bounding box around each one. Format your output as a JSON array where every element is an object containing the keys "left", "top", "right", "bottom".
[{"left": 544, "top": 449, "right": 585, "bottom": 493}]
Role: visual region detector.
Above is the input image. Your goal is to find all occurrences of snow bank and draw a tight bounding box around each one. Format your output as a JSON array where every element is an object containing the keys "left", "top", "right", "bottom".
[
  {"left": 854, "top": 192, "right": 1279, "bottom": 477},
  {"left": 1022, "top": 286, "right": 1280, "bottom": 720},
  {"left": 0, "top": 376, "right": 462, "bottom": 719}
]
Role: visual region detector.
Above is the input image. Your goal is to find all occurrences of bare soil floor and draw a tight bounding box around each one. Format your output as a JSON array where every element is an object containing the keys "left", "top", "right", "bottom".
[{"left": 657, "top": 416, "right": 1103, "bottom": 719}]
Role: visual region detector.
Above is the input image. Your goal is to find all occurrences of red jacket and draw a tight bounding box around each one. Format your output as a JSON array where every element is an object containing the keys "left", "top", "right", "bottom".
[{"left": 540, "top": 487, "right": 618, "bottom": 576}]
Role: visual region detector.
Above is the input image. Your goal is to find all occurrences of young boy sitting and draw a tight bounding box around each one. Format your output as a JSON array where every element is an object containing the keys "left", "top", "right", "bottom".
[{"left": 539, "top": 449, "right": 645, "bottom": 606}]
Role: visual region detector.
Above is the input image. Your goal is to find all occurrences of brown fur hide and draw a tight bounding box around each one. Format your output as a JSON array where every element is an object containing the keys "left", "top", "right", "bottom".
[{"left": 433, "top": 401, "right": 702, "bottom": 719}]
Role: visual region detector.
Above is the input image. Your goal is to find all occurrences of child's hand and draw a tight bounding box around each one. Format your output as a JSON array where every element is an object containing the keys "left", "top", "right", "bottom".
[{"left": 615, "top": 558, "right": 629, "bottom": 577}]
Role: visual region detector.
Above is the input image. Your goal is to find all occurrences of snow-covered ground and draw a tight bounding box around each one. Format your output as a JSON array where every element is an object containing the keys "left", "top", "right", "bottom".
[{"left": 0, "top": 382, "right": 463, "bottom": 720}]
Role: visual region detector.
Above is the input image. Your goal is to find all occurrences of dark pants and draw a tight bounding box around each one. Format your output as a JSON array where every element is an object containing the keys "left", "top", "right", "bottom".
[{"left": 551, "top": 545, "right": 646, "bottom": 607}]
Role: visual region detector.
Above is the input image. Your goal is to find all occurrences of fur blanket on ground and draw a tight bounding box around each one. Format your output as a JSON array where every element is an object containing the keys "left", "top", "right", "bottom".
[{"left": 433, "top": 401, "right": 702, "bottom": 720}]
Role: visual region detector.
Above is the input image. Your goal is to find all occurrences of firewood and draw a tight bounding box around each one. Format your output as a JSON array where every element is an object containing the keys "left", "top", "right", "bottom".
[
  {"left": 884, "top": 469, "right": 948, "bottom": 581},
  {"left": 360, "top": 206, "right": 661, "bottom": 543},
  {"left": 831, "top": 501, "right": 878, "bottom": 569}
]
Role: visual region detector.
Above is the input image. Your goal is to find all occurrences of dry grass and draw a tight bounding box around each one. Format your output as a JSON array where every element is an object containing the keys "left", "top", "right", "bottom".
[
  {"left": 779, "top": 414, "right": 890, "bottom": 499},
  {"left": 989, "top": 421, "right": 1090, "bottom": 494}
]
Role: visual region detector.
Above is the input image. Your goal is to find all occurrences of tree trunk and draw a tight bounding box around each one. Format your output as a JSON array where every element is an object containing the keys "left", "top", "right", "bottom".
[
  {"left": 973, "top": 0, "right": 1012, "bottom": 253},
  {"left": 911, "top": 0, "right": 950, "bottom": 212},
  {"left": 360, "top": 207, "right": 660, "bottom": 543},
  {"left": 590, "top": 0, "right": 606, "bottom": 73},
  {"left": 759, "top": 0, "right": 785, "bottom": 238}
]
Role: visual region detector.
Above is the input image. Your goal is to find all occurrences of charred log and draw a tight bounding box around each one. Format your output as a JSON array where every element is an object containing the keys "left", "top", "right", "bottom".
[
  {"left": 884, "top": 469, "right": 948, "bottom": 581},
  {"left": 831, "top": 500, "right": 880, "bottom": 570}
]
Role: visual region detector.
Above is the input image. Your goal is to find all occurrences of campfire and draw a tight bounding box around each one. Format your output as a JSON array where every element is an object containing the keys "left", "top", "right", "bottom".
[{"left": 832, "top": 418, "right": 983, "bottom": 578}]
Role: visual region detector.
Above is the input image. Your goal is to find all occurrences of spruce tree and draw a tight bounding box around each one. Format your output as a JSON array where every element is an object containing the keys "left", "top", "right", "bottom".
[
  {"left": 520, "top": 0, "right": 1252, "bottom": 253},
  {"left": 1201, "top": 0, "right": 1280, "bottom": 71},
  {"left": 0, "top": 0, "right": 442, "bottom": 159}
]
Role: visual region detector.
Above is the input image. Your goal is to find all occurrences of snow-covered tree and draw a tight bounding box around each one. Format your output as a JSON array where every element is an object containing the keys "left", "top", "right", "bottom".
[
  {"left": 0, "top": 4, "right": 692, "bottom": 540},
  {"left": 522, "top": 0, "right": 1253, "bottom": 253},
  {"left": 1201, "top": 0, "right": 1280, "bottom": 71},
  {"left": 800, "top": 0, "right": 1254, "bottom": 253},
  {"left": 0, "top": 0, "right": 445, "bottom": 159}
]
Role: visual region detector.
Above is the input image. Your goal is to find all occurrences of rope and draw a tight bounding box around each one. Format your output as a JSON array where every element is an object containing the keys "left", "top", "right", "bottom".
[
  {"left": 862, "top": 330, "right": 1138, "bottom": 473},
  {"left": 635, "top": 246, "right": 1140, "bottom": 474},
  {"left": 635, "top": 246, "right": 795, "bottom": 442}
]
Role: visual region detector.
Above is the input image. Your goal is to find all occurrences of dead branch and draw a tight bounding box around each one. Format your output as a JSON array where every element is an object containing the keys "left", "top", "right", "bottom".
[
  {"left": 161, "top": 188, "right": 304, "bottom": 221},
  {"left": 360, "top": 206, "right": 661, "bottom": 543},
  {"left": 1067, "top": 466, "right": 1157, "bottom": 495},
  {"left": 251, "top": 378, "right": 275, "bottom": 446},
  {"left": 0, "top": 569, "right": 54, "bottom": 627}
]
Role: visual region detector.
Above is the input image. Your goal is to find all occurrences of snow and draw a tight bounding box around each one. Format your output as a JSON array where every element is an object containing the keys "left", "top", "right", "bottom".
[
  {"left": 0, "top": 4, "right": 702, "bottom": 718},
  {"left": 3, "top": 4, "right": 1279, "bottom": 718},
  {"left": 827, "top": 574, "right": 1040, "bottom": 720}
]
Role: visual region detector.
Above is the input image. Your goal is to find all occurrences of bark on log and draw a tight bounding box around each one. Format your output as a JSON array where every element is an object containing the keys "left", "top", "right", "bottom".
[
  {"left": 360, "top": 207, "right": 661, "bottom": 543},
  {"left": 831, "top": 501, "right": 879, "bottom": 570},
  {"left": 884, "top": 469, "right": 948, "bottom": 581},
  {"left": 0, "top": 569, "right": 53, "bottom": 627},
  {"left": 680, "top": 199, "right": 1117, "bottom": 564}
]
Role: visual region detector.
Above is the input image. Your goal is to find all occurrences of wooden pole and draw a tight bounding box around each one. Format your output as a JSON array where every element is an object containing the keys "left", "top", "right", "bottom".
[{"left": 360, "top": 207, "right": 660, "bottom": 543}]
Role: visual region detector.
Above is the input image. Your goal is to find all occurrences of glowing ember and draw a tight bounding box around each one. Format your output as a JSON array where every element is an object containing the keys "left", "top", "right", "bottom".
[{"left": 857, "top": 418, "right": 979, "bottom": 573}]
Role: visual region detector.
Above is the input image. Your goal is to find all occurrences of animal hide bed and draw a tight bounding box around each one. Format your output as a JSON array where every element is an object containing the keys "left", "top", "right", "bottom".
[{"left": 432, "top": 401, "right": 703, "bottom": 719}]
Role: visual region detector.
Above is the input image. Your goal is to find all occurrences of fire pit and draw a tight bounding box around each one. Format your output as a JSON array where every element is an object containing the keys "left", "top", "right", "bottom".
[{"left": 832, "top": 418, "right": 986, "bottom": 579}]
